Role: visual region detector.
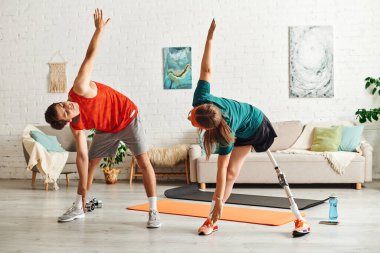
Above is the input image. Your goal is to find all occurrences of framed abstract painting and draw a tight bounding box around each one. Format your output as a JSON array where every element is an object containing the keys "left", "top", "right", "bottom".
[
  {"left": 289, "top": 26, "right": 334, "bottom": 98},
  {"left": 163, "top": 47, "right": 192, "bottom": 89}
]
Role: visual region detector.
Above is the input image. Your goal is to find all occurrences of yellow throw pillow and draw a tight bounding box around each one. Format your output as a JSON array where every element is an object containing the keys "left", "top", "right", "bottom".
[{"left": 310, "top": 126, "right": 343, "bottom": 152}]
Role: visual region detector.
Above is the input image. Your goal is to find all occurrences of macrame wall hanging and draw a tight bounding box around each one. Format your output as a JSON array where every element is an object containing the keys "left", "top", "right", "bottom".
[{"left": 48, "top": 51, "right": 67, "bottom": 93}]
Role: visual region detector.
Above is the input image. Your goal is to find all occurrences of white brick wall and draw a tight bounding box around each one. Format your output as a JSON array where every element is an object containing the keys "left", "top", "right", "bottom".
[{"left": 1, "top": 0, "right": 380, "bottom": 179}]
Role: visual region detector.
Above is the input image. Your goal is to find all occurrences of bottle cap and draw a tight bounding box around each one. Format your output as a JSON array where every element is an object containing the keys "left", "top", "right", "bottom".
[{"left": 330, "top": 193, "right": 338, "bottom": 198}]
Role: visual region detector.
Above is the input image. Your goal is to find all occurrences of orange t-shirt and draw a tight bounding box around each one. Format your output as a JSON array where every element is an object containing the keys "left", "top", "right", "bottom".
[{"left": 69, "top": 82, "right": 138, "bottom": 133}]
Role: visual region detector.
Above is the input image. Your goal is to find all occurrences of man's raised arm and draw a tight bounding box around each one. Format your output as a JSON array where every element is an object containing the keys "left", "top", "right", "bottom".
[{"left": 73, "top": 8, "right": 110, "bottom": 95}]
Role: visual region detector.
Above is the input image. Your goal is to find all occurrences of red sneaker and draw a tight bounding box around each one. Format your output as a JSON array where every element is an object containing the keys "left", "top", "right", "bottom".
[
  {"left": 292, "top": 219, "right": 310, "bottom": 237},
  {"left": 198, "top": 218, "right": 219, "bottom": 236}
]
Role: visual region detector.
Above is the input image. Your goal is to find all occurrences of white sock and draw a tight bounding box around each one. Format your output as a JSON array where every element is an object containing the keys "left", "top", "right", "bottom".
[
  {"left": 75, "top": 194, "right": 83, "bottom": 210},
  {"left": 208, "top": 200, "right": 216, "bottom": 218},
  {"left": 148, "top": 197, "right": 157, "bottom": 211}
]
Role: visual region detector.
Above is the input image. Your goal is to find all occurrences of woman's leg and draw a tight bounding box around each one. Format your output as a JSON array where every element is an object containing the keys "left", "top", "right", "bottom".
[
  {"left": 200, "top": 145, "right": 251, "bottom": 233},
  {"left": 219, "top": 145, "right": 252, "bottom": 202}
]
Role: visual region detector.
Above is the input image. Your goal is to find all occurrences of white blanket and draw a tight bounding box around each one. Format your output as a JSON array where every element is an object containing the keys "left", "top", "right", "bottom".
[
  {"left": 277, "top": 121, "right": 359, "bottom": 175},
  {"left": 22, "top": 125, "right": 69, "bottom": 190}
]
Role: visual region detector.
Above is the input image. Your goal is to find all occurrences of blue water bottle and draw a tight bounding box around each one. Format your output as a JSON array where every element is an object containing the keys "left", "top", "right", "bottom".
[{"left": 329, "top": 194, "right": 338, "bottom": 221}]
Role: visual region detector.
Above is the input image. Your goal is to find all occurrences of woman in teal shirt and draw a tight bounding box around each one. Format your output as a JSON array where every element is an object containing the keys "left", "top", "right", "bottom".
[{"left": 189, "top": 20, "right": 278, "bottom": 235}]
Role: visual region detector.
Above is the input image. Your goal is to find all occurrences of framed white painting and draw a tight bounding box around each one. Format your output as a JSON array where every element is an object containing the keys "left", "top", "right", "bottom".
[{"left": 289, "top": 26, "right": 334, "bottom": 98}]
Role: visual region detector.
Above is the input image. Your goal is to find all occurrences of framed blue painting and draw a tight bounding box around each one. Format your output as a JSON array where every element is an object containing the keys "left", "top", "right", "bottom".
[{"left": 163, "top": 47, "right": 192, "bottom": 89}]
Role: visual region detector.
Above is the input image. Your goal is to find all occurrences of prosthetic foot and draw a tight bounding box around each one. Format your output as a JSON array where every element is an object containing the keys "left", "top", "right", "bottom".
[{"left": 293, "top": 219, "right": 311, "bottom": 237}]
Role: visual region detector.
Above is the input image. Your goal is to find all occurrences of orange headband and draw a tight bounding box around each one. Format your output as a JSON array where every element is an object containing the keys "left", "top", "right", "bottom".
[{"left": 190, "top": 108, "right": 212, "bottom": 130}]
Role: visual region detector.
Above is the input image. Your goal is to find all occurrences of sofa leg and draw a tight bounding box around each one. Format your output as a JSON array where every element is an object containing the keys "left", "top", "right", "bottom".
[
  {"left": 65, "top": 174, "right": 70, "bottom": 187},
  {"left": 199, "top": 183, "right": 206, "bottom": 190},
  {"left": 45, "top": 182, "right": 49, "bottom": 191},
  {"left": 31, "top": 171, "right": 37, "bottom": 187},
  {"left": 355, "top": 183, "right": 362, "bottom": 190}
]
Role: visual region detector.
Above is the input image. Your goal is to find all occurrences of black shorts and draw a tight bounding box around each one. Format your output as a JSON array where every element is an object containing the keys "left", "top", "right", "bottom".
[{"left": 234, "top": 116, "right": 278, "bottom": 152}]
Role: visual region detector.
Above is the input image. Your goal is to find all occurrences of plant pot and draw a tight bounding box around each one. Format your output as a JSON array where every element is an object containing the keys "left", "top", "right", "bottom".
[{"left": 103, "top": 167, "right": 120, "bottom": 184}]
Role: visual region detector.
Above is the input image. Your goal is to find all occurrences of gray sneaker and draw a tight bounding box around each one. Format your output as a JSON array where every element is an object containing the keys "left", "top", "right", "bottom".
[
  {"left": 147, "top": 210, "right": 161, "bottom": 228},
  {"left": 58, "top": 204, "right": 85, "bottom": 222}
]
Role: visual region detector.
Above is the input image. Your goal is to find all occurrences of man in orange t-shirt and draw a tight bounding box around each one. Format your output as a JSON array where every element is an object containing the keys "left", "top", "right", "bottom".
[{"left": 44, "top": 9, "right": 160, "bottom": 228}]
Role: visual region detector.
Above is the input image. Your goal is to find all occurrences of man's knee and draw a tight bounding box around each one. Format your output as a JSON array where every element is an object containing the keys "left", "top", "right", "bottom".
[
  {"left": 89, "top": 157, "right": 102, "bottom": 167},
  {"left": 135, "top": 153, "right": 152, "bottom": 170}
]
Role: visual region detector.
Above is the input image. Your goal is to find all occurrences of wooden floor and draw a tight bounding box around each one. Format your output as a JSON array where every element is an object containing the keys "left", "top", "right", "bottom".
[{"left": 0, "top": 179, "right": 379, "bottom": 253}]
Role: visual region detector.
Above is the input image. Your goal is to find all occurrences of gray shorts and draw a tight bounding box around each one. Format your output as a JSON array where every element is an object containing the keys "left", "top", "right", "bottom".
[{"left": 88, "top": 115, "right": 149, "bottom": 160}]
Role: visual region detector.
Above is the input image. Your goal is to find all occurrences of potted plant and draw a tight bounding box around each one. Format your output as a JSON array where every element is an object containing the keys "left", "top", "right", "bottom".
[
  {"left": 355, "top": 77, "right": 380, "bottom": 123},
  {"left": 88, "top": 129, "right": 128, "bottom": 184}
]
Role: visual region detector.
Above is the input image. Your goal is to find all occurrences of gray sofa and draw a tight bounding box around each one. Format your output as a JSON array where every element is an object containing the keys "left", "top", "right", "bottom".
[
  {"left": 22, "top": 126, "right": 90, "bottom": 190},
  {"left": 188, "top": 121, "right": 373, "bottom": 190}
]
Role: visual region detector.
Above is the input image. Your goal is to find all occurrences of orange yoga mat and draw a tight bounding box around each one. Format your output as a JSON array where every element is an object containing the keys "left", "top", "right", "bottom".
[{"left": 127, "top": 199, "right": 304, "bottom": 226}]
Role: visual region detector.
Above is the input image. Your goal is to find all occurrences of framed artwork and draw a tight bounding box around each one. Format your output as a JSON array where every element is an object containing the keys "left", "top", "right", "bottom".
[
  {"left": 289, "top": 26, "right": 334, "bottom": 98},
  {"left": 163, "top": 47, "right": 192, "bottom": 89}
]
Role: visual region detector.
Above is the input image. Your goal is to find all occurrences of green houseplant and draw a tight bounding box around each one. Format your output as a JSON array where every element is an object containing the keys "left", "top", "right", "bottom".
[
  {"left": 88, "top": 129, "right": 128, "bottom": 184},
  {"left": 355, "top": 77, "right": 380, "bottom": 123}
]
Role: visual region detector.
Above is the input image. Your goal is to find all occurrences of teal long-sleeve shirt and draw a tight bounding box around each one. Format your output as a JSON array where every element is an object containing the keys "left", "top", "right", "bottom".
[{"left": 192, "top": 80, "right": 264, "bottom": 155}]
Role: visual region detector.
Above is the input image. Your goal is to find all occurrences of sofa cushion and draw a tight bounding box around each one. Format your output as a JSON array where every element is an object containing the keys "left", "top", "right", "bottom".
[
  {"left": 269, "top": 121, "right": 303, "bottom": 151},
  {"left": 196, "top": 153, "right": 365, "bottom": 184},
  {"left": 292, "top": 121, "right": 354, "bottom": 150},
  {"left": 339, "top": 125, "right": 364, "bottom": 152},
  {"left": 30, "top": 131, "right": 66, "bottom": 152},
  {"left": 37, "top": 126, "right": 91, "bottom": 152},
  {"left": 310, "top": 126, "right": 343, "bottom": 152},
  {"left": 37, "top": 126, "right": 76, "bottom": 151},
  {"left": 197, "top": 152, "right": 364, "bottom": 163},
  {"left": 67, "top": 152, "right": 77, "bottom": 164}
]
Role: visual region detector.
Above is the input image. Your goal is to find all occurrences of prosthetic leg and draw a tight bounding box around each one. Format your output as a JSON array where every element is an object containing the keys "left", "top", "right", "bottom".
[{"left": 266, "top": 150, "right": 310, "bottom": 237}]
